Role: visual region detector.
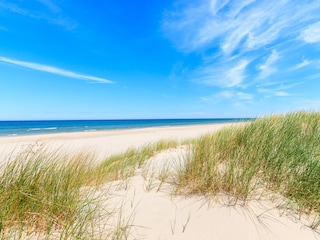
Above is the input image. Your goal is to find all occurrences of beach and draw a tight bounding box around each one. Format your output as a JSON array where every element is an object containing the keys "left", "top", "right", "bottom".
[
  {"left": 0, "top": 123, "right": 236, "bottom": 163},
  {"left": 0, "top": 122, "right": 318, "bottom": 240}
]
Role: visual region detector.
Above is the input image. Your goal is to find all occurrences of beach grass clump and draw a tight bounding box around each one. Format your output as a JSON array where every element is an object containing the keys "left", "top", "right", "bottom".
[
  {"left": 96, "top": 139, "right": 178, "bottom": 182},
  {"left": 0, "top": 148, "right": 97, "bottom": 238},
  {"left": 177, "top": 111, "right": 320, "bottom": 227},
  {"left": 0, "top": 139, "right": 179, "bottom": 238}
]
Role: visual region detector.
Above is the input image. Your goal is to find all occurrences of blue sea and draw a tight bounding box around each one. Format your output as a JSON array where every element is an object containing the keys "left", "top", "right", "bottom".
[{"left": 0, "top": 119, "right": 250, "bottom": 137}]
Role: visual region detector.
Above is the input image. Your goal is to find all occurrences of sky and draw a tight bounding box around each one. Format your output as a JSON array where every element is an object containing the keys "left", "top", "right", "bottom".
[{"left": 1, "top": 0, "right": 320, "bottom": 120}]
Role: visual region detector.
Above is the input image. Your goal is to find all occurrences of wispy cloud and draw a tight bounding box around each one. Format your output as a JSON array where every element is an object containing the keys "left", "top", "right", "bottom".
[
  {"left": 0, "top": 1, "right": 76, "bottom": 30},
  {"left": 201, "top": 90, "right": 254, "bottom": 103},
  {"left": 0, "top": 56, "right": 113, "bottom": 84},
  {"left": 259, "top": 80, "right": 302, "bottom": 89},
  {"left": 292, "top": 59, "right": 311, "bottom": 70},
  {"left": 236, "top": 91, "right": 254, "bottom": 100},
  {"left": 164, "top": 1, "right": 320, "bottom": 86},
  {"left": 300, "top": 21, "right": 320, "bottom": 43},
  {"left": 36, "top": 0, "right": 62, "bottom": 13},
  {"left": 226, "top": 60, "right": 249, "bottom": 87},
  {"left": 257, "top": 50, "right": 279, "bottom": 79},
  {"left": 257, "top": 81, "right": 303, "bottom": 97},
  {"left": 274, "top": 91, "right": 290, "bottom": 97},
  {"left": 257, "top": 88, "right": 290, "bottom": 97},
  {"left": 193, "top": 59, "right": 249, "bottom": 88},
  {"left": 164, "top": 1, "right": 320, "bottom": 54}
]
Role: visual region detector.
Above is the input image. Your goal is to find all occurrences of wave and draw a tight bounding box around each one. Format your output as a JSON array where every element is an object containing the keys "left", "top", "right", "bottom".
[
  {"left": 27, "top": 127, "right": 58, "bottom": 131},
  {"left": 84, "top": 129, "right": 97, "bottom": 132},
  {"left": 44, "top": 127, "right": 58, "bottom": 130}
]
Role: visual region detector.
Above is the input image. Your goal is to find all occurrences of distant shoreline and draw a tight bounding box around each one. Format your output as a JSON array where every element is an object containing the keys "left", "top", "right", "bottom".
[
  {"left": 0, "top": 118, "right": 251, "bottom": 137},
  {"left": 0, "top": 122, "right": 242, "bottom": 163}
]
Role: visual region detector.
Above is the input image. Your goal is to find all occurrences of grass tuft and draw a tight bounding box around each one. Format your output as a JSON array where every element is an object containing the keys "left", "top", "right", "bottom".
[
  {"left": 177, "top": 111, "right": 320, "bottom": 227},
  {"left": 0, "top": 148, "right": 98, "bottom": 238},
  {"left": 0, "top": 139, "right": 178, "bottom": 238},
  {"left": 96, "top": 140, "right": 178, "bottom": 183}
]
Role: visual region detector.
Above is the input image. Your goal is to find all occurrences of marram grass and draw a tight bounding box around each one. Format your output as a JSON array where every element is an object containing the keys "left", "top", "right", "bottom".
[
  {"left": 177, "top": 111, "right": 320, "bottom": 228},
  {"left": 0, "top": 149, "right": 98, "bottom": 238},
  {"left": 95, "top": 139, "right": 178, "bottom": 183},
  {"left": 0, "top": 139, "right": 178, "bottom": 238}
]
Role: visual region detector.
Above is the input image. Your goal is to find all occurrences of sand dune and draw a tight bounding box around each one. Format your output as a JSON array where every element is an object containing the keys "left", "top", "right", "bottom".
[{"left": 0, "top": 123, "right": 319, "bottom": 239}]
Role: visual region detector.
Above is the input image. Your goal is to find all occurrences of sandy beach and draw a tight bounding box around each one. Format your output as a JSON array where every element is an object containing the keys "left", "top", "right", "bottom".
[
  {"left": 0, "top": 123, "right": 236, "bottom": 163},
  {"left": 0, "top": 123, "right": 319, "bottom": 240}
]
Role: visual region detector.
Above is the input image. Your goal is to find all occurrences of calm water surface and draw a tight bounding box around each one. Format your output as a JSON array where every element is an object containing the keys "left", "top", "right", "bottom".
[{"left": 0, "top": 119, "right": 251, "bottom": 137}]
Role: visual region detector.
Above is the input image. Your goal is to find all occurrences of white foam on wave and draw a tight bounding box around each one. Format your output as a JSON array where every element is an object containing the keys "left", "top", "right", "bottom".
[
  {"left": 28, "top": 127, "right": 58, "bottom": 131},
  {"left": 28, "top": 128, "right": 41, "bottom": 131},
  {"left": 84, "top": 129, "right": 97, "bottom": 132}
]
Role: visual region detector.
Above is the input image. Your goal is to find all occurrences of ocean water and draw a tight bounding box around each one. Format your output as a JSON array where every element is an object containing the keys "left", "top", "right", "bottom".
[{"left": 0, "top": 119, "right": 250, "bottom": 137}]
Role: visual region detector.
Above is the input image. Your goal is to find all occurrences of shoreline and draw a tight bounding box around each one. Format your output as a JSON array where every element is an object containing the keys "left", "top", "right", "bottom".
[
  {"left": 0, "top": 122, "right": 238, "bottom": 141},
  {"left": 0, "top": 119, "right": 250, "bottom": 138},
  {"left": 0, "top": 122, "right": 240, "bottom": 163}
]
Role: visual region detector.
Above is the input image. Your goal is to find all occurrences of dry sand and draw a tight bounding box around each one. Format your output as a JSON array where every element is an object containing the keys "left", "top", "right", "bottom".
[
  {"left": 101, "top": 147, "right": 319, "bottom": 240},
  {"left": 0, "top": 123, "right": 319, "bottom": 239},
  {"left": 0, "top": 123, "right": 235, "bottom": 163}
]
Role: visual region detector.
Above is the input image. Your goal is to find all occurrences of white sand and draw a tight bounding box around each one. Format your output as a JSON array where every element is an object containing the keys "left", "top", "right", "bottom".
[
  {"left": 100, "top": 146, "right": 319, "bottom": 240},
  {"left": 0, "top": 123, "right": 235, "bottom": 163},
  {"left": 0, "top": 123, "right": 319, "bottom": 239}
]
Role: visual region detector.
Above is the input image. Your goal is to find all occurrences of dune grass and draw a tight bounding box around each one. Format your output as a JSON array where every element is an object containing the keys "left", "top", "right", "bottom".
[
  {"left": 0, "top": 139, "right": 178, "bottom": 238},
  {"left": 1, "top": 111, "right": 320, "bottom": 238},
  {"left": 95, "top": 139, "right": 178, "bottom": 183},
  {"left": 0, "top": 149, "right": 98, "bottom": 238},
  {"left": 177, "top": 111, "right": 320, "bottom": 229}
]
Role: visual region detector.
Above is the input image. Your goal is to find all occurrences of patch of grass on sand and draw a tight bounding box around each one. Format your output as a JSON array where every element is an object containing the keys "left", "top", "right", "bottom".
[
  {"left": 177, "top": 111, "right": 320, "bottom": 229},
  {"left": 0, "top": 149, "right": 98, "bottom": 238},
  {"left": 95, "top": 139, "right": 178, "bottom": 183},
  {"left": 0, "top": 139, "right": 178, "bottom": 238}
]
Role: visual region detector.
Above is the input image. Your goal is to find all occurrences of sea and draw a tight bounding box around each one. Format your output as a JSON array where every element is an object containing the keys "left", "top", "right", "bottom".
[{"left": 0, "top": 118, "right": 250, "bottom": 137}]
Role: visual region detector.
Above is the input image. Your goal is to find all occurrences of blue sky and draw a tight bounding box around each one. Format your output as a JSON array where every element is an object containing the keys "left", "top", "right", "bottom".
[{"left": 1, "top": 0, "right": 320, "bottom": 120}]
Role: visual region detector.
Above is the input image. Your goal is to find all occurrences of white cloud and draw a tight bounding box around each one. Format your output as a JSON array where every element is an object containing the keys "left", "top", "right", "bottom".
[
  {"left": 0, "top": 56, "right": 113, "bottom": 84},
  {"left": 201, "top": 91, "right": 233, "bottom": 102},
  {"left": 0, "top": 1, "right": 76, "bottom": 30},
  {"left": 257, "top": 50, "right": 279, "bottom": 79},
  {"left": 236, "top": 92, "right": 253, "bottom": 100},
  {"left": 36, "top": 0, "right": 61, "bottom": 13},
  {"left": 292, "top": 59, "right": 311, "bottom": 70},
  {"left": 226, "top": 60, "right": 249, "bottom": 87},
  {"left": 300, "top": 21, "right": 320, "bottom": 43},
  {"left": 193, "top": 59, "right": 249, "bottom": 88},
  {"left": 164, "top": 1, "right": 320, "bottom": 54},
  {"left": 201, "top": 90, "right": 253, "bottom": 102},
  {"left": 164, "top": 0, "right": 320, "bottom": 109},
  {"left": 274, "top": 91, "right": 290, "bottom": 97},
  {"left": 257, "top": 81, "right": 301, "bottom": 97},
  {"left": 220, "top": 90, "right": 234, "bottom": 99}
]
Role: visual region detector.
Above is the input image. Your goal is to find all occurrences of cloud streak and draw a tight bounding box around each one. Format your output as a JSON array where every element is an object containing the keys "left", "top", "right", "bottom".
[
  {"left": 36, "top": 0, "right": 62, "bottom": 13},
  {"left": 192, "top": 59, "right": 250, "bottom": 88},
  {"left": 164, "top": 0, "right": 320, "bottom": 55},
  {"left": 0, "top": 56, "right": 113, "bottom": 84},
  {"left": 201, "top": 90, "right": 254, "bottom": 103},
  {"left": 226, "top": 60, "right": 249, "bottom": 87},
  {"left": 164, "top": 0, "right": 320, "bottom": 106},
  {"left": 292, "top": 59, "right": 311, "bottom": 70},
  {"left": 300, "top": 21, "right": 320, "bottom": 43},
  {"left": 258, "top": 50, "right": 279, "bottom": 79},
  {"left": 0, "top": 1, "right": 76, "bottom": 30}
]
